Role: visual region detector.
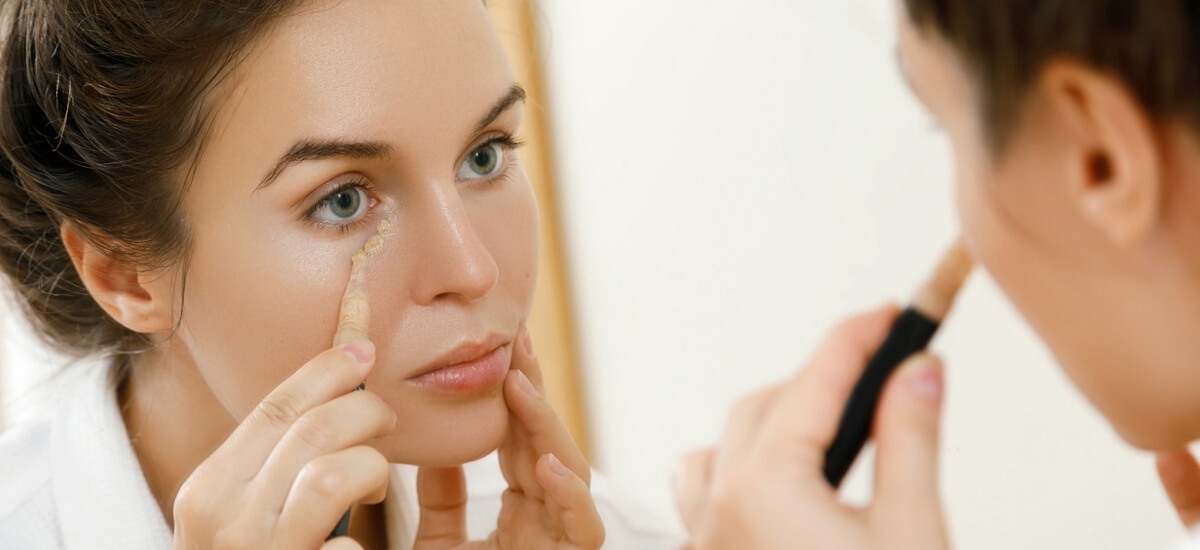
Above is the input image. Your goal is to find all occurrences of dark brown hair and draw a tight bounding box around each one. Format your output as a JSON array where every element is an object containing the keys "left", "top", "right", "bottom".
[
  {"left": 0, "top": 0, "right": 292, "bottom": 356},
  {"left": 903, "top": 0, "right": 1200, "bottom": 148}
]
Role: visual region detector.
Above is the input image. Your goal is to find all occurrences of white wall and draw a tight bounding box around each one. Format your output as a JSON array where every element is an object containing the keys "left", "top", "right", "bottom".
[{"left": 537, "top": 1, "right": 1188, "bottom": 548}]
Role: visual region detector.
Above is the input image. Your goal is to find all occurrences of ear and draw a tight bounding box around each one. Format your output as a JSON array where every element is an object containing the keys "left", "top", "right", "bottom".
[
  {"left": 61, "top": 223, "right": 175, "bottom": 334},
  {"left": 1040, "top": 61, "right": 1163, "bottom": 248}
]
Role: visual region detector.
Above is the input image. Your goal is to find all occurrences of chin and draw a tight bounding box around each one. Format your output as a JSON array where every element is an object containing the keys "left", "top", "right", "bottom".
[
  {"left": 1067, "top": 361, "right": 1199, "bottom": 452},
  {"left": 1110, "top": 415, "right": 1196, "bottom": 452},
  {"left": 1112, "top": 423, "right": 1167, "bottom": 452},
  {"left": 376, "top": 384, "right": 511, "bottom": 466}
]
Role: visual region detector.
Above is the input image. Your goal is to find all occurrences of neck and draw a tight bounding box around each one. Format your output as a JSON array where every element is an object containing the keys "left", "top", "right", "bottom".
[{"left": 119, "top": 344, "right": 236, "bottom": 526}]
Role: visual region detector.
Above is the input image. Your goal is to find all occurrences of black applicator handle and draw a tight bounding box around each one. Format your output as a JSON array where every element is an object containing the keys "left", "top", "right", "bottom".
[
  {"left": 329, "top": 510, "right": 352, "bottom": 539},
  {"left": 327, "top": 380, "right": 366, "bottom": 539},
  {"left": 822, "top": 307, "right": 939, "bottom": 487}
]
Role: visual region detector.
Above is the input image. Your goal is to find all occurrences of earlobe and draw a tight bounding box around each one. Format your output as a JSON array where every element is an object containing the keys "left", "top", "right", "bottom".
[
  {"left": 1043, "top": 62, "right": 1162, "bottom": 248},
  {"left": 61, "top": 223, "right": 175, "bottom": 334}
]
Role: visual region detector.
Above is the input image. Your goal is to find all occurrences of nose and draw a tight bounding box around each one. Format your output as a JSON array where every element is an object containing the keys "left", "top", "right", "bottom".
[{"left": 406, "top": 182, "right": 500, "bottom": 305}]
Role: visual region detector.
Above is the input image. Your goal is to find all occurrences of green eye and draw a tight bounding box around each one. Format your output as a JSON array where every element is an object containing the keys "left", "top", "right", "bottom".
[
  {"left": 457, "top": 142, "right": 504, "bottom": 179},
  {"left": 312, "top": 186, "right": 367, "bottom": 224}
]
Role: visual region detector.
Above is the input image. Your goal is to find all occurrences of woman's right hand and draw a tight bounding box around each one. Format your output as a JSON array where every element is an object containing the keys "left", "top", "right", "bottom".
[
  {"left": 672, "top": 306, "right": 950, "bottom": 550},
  {"left": 172, "top": 341, "right": 397, "bottom": 549}
]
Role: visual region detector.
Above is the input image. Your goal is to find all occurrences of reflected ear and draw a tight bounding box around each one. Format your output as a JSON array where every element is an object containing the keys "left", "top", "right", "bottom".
[
  {"left": 61, "top": 223, "right": 175, "bottom": 334},
  {"left": 1041, "top": 62, "right": 1162, "bottom": 247}
]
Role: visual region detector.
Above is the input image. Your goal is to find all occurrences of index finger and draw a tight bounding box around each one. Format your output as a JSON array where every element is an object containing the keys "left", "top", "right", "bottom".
[
  {"left": 503, "top": 336, "right": 590, "bottom": 485},
  {"left": 512, "top": 324, "right": 544, "bottom": 390},
  {"left": 211, "top": 341, "right": 376, "bottom": 470}
]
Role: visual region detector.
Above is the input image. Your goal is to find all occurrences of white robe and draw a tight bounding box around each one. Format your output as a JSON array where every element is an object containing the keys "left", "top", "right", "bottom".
[{"left": 0, "top": 361, "right": 682, "bottom": 549}]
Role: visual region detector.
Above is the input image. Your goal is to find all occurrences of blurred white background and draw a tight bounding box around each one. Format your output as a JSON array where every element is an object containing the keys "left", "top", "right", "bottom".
[
  {"left": 1, "top": 1, "right": 1193, "bottom": 549},
  {"left": 536, "top": 0, "right": 1188, "bottom": 548}
]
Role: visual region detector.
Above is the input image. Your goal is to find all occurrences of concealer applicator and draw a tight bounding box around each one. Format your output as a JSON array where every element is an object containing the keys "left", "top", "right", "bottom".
[{"left": 823, "top": 241, "right": 973, "bottom": 487}]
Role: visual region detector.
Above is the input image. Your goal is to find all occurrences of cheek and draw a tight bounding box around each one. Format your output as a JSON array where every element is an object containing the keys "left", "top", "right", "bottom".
[
  {"left": 951, "top": 133, "right": 1002, "bottom": 267},
  {"left": 475, "top": 173, "right": 539, "bottom": 311},
  {"left": 951, "top": 131, "right": 1129, "bottom": 413},
  {"left": 177, "top": 224, "right": 354, "bottom": 418},
  {"left": 951, "top": 133, "right": 1074, "bottom": 359},
  {"left": 951, "top": 131, "right": 1052, "bottom": 300}
]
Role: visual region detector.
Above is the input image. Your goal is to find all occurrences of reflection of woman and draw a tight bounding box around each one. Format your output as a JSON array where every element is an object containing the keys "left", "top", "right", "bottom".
[
  {"left": 0, "top": 1, "right": 675, "bottom": 548},
  {"left": 676, "top": 1, "right": 1200, "bottom": 549}
]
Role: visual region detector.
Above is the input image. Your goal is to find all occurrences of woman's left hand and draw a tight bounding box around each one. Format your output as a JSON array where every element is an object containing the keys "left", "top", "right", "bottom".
[{"left": 412, "top": 325, "right": 605, "bottom": 550}]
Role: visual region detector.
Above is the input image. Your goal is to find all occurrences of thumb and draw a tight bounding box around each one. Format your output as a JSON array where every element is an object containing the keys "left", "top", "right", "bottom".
[
  {"left": 871, "top": 353, "right": 946, "bottom": 523},
  {"left": 413, "top": 466, "right": 469, "bottom": 550},
  {"left": 1157, "top": 448, "right": 1200, "bottom": 528}
]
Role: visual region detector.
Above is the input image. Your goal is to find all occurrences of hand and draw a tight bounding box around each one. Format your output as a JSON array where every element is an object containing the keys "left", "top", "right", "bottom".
[
  {"left": 413, "top": 325, "right": 605, "bottom": 549},
  {"left": 172, "top": 341, "right": 396, "bottom": 550},
  {"left": 1157, "top": 447, "right": 1200, "bottom": 528},
  {"left": 673, "top": 305, "right": 950, "bottom": 550}
]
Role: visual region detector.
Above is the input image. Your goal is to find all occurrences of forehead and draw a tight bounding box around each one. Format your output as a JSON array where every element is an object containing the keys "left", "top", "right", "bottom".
[{"left": 200, "top": 0, "right": 514, "bottom": 172}]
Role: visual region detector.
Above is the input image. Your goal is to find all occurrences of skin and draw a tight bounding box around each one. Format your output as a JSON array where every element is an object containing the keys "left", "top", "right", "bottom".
[
  {"left": 60, "top": 0, "right": 604, "bottom": 547},
  {"left": 674, "top": 1, "right": 1200, "bottom": 547}
]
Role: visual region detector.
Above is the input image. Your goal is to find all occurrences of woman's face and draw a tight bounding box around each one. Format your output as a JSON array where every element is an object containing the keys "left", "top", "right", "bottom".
[
  {"left": 171, "top": 0, "right": 537, "bottom": 466},
  {"left": 896, "top": 6, "right": 1200, "bottom": 448}
]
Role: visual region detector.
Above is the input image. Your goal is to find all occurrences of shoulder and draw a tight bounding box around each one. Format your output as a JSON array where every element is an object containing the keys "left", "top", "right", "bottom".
[
  {"left": 0, "top": 420, "right": 53, "bottom": 516},
  {"left": 0, "top": 421, "right": 66, "bottom": 548}
]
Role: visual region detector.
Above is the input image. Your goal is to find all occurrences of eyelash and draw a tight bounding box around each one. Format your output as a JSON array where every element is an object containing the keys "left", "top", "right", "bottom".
[
  {"left": 300, "top": 133, "right": 526, "bottom": 235},
  {"left": 491, "top": 133, "right": 525, "bottom": 151},
  {"left": 468, "top": 133, "right": 525, "bottom": 182}
]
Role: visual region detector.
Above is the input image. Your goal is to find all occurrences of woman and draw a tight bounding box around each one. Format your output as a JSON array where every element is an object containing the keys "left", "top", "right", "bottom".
[
  {"left": 0, "top": 0, "right": 675, "bottom": 548},
  {"left": 674, "top": 1, "right": 1200, "bottom": 549}
]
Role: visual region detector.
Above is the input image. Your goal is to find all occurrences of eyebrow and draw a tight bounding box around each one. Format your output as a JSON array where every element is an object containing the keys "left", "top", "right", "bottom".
[
  {"left": 473, "top": 83, "right": 527, "bottom": 135},
  {"left": 256, "top": 139, "right": 393, "bottom": 191},
  {"left": 256, "top": 83, "right": 527, "bottom": 190}
]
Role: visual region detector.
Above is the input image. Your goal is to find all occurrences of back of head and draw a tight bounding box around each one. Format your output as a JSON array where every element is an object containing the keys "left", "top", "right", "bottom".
[{"left": 903, "top": 0, "right": 1200, "bottom": 149}]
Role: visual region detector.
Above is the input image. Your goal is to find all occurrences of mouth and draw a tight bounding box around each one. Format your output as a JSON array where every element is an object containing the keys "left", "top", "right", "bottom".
[{"left": 406, "top": 334, "right": 511, "bottom": 395}]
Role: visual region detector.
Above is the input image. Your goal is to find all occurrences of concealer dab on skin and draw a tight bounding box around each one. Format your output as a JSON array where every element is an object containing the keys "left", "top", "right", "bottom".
[{"left": 333, "top": 217, "right": 394, "bottom": 347}]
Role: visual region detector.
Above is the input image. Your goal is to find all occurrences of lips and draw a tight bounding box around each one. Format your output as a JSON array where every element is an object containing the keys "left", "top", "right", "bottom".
[{"left": 406, "top": 334, "right": 511, "bottom": 394}]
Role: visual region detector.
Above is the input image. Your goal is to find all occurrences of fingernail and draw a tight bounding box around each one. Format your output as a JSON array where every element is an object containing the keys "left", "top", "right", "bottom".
[
  {"left": 548, "top": 453, "right": 568, "bottom": 477},
  {"left": 523, "top": 328, "right": 535, "bottom": 357},
  {"left": 908, "top": 355, "right": 943, "bottom": 402},
  {"left": 518, "top": 370, "right": 538, "bottom": 396},
  {"left": 342, "top": 340, "right": 375, "bottom": 364}
]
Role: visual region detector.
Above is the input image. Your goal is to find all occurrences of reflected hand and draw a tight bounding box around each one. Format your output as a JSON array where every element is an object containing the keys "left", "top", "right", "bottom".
[
  {"left": 673, "top": 305, "right": 950, "bottom": 550},
  {"left": 413, "top": 325, "right": 605, "bottom": 549},
  {"left": 1157, "top": 447, "right": 1200, "bottom": 528}
]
